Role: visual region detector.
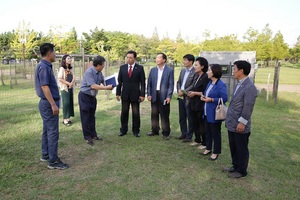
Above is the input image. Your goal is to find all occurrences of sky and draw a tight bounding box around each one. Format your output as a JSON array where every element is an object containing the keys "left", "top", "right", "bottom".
[{"left": 0, "top": 0, "right": 299, "bottom": 47}]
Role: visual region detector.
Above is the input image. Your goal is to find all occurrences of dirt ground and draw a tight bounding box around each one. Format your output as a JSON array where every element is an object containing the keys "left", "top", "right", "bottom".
[{"left": 255, "top": 84, "right": 300, "bottom": 93}]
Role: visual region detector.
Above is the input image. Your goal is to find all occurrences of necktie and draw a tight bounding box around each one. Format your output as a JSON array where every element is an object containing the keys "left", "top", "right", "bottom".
[{"left": 128, "top": 65, "right": 132, "bottom": 78}]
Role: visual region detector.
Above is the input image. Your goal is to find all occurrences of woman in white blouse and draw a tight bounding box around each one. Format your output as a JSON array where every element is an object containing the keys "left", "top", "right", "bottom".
[{"left": 58, "top": 54, "right": 75, "bottom": 126}]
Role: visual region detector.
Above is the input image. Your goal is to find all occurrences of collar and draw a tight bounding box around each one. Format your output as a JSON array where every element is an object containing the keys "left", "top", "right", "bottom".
[
  {"left": 91, "top": 66, "right": 99, "bottom": 74},
  {"left": 41, "top": 59, "right": 52, "bottom": 68},
  {"left": 238, "top": 77, "right": 248, "bottom": 85},
  {"left": 186, "top": 66, "right": 194, "bottom": 72},
  {"left": 157, "top": 65, "right": 165, "bottom": 70},
  {"left": 128, "top": 63, "right": 135, "bottom": 68}
]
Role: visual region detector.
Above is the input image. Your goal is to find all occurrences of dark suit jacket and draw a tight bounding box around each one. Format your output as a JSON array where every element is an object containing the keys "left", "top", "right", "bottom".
[
  {"left": 116, "top": 63, "right": 145, "bottom": 101},
  {"left": 147, "top": 65, "right": 174, "bottom": 104},
  {"left": 225, "top": 77, "right": 257, "bottom": 133},
  {"left": 176, "top": 67, "right": 195, "bottom": 94},
  {"left": 189, "top": 72, "right": 209, "bottom": 111},
  {"left": 204, "top": 79, "right": 228, "bottom": 123}
]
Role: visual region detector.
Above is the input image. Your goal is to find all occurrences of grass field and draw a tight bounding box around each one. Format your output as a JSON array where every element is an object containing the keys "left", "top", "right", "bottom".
[
  {"left": 1, "top": 85, "right": 300, "bottom": 199},
  {"left": 255, "top": 66, "right": 300, "bottom": 85}
]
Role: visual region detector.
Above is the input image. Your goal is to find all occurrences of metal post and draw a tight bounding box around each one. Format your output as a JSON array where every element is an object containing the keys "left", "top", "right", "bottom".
[
  {"left": 9, "top": 61, "right": 12, "bottom": 88},
  {"left": 273, "top": 62, "right": 280, "bottom": 104}
]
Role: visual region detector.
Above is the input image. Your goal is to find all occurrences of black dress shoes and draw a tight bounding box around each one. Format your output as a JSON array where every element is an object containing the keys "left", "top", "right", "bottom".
[
  {"left": 175, "top": 135, "right": 185, "bottom": 140},
  {"left": 118, "top": 132, "right": 127, "bottom": 136},
  {"left": 134, "top": 133, "right": 140, "bottom": 137},
  {"left": 223, "top": 166, "right": 235, "bottom": 173},
  {"left": 228, "top": 172, "right": 247, "bottom": 178},
  {"left": 86, "top": 138, "right": 94, "bottom": 146},
  {"left": 93, "top": 136, "right": 103, "bottom": 141},
  {"left": 163, "top": 135, "right": 170, "bottom": 140},
  {"left": 147, "top": 132, "right": 159, "bottom": 136},
  {"left": 182, "top": 138, "right": 192, "bottom": 143}
]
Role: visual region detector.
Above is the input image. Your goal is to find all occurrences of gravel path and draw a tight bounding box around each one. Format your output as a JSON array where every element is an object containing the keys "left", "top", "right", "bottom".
[{"left": 255, "top": 84, "right": 300, "bottom": 93}]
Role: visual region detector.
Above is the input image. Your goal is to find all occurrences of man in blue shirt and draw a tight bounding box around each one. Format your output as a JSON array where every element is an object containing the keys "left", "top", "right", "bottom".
[
  {"left": 78, "top": 56, "right": 113, "bottom": 145},
  {"left": 35, "top": 43, "right": 69, "bottom": 170}
]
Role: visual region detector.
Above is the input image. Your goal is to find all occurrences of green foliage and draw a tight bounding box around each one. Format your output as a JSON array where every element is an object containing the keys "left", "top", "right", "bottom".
[
  {"left": 271, "top": 31, "right": 289, "bottom": 60},
  {"left": 1, "top": 22, "right": 300, "bottom": 67}
]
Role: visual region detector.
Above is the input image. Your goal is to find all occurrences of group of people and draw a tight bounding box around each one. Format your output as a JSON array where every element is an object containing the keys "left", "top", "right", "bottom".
[{"left": 35, "top": 43, "right": 257, "bottom": 179}]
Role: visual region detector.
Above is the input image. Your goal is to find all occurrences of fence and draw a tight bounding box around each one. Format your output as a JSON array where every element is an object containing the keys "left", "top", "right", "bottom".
[{"left": 0, "top": 55, "right": 159, "bottom": 109}]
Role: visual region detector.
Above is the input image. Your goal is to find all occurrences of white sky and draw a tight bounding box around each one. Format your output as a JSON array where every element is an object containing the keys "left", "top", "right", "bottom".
[{"left": 0, "top": 0, "right": 299, "bottom": 47}]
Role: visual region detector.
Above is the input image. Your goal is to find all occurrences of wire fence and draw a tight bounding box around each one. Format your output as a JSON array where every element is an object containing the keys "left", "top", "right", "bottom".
[{"left": 0, "top": 56, "right": 157, "bottom": 110}]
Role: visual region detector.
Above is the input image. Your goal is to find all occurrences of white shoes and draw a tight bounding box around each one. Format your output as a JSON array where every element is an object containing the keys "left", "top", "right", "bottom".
[
  {"left": 190, "top": 142, "right": 200, "bottom": 146},
  {"left": 198, "top": 145, "right": 206, "bottom": 149}
]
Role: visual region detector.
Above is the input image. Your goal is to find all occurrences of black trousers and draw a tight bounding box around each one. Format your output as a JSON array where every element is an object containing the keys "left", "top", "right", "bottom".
[
  {"left": 120, "top": 100, "right": 140, "bottom": 134},
  {"left": 78, "top": 91, "right": 98, "bottom": 140},
  {"left": 190, "top": 110, "right": 205, "bottom": 144},
  {"left": 178, "top": 98, "right": 193, "bottom": 139},
  {"left": 204, "top": 117, "right": 222, "bottom": 154},
  {"left": 228, "top": 130, "right": 250, "bottom": 176},
  {"left": 151, "top": 91, "right": 170, "bottom": 136}
]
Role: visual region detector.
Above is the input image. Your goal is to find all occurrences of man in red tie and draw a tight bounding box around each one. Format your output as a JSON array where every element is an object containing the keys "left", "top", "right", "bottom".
[{"left": 116, "top": 50, "right": 146, "bottom": 137}]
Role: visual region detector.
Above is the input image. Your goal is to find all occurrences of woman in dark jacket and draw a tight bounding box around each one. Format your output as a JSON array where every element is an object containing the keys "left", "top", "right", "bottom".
[{"left": 187, "top": 57, "right": 209, "bottom": 148}]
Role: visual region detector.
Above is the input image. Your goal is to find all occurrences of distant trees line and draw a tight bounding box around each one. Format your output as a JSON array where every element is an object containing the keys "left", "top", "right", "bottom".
[{"left": 1, "top": 22, "right": 300, "bottom": 66}]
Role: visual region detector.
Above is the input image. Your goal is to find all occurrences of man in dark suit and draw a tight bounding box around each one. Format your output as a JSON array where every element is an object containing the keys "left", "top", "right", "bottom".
[
  {"left": 175, "top": 54, "right": 195, "bottom": 142},
  {"left": 146, "top": 53, "right": 174, "bottom": 140},
  {"left": 224, "top": 60, "right": 257, "bottom": 178},
  {"left": 116, "top": 50, "right": 146, "bottom": 137}
]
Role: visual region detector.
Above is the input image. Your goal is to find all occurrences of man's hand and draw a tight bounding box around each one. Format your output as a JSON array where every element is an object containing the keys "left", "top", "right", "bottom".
[
  {"left": 147, "top": 96, "right": 152, "bottom": 101},
  {"left": 139, "top": 96, "right": 145, "bottom": 102},
  {"left": 106, "top": 84, "right": 113, "bottom": 90},
  {"left": 178, "top": 90, "right": 183, "bottom": 97},
  {"left": 51, "top": 104, "right": 59, "bottom": 116},
  {"left": 165, "top": 98, "right": 171, "bottom": 104},
  {"left": 116, "top": 96, "right": 121, "bottom": 101},
  {"left": 236, "top": 123, "right": 246, "bottom": 133}
]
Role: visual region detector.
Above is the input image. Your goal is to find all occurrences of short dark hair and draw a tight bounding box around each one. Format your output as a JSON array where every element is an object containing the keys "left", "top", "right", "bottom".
[
  {"left": 210, "top": 64, "right": 223, "bottom": 79},
  {"left": 196, "top": 57, "right": 208, "bottom": 73},
  {"left": 234, "top": 60, "right": 251, "bottom": 75},
  {"left": 183, "top": 54, "right": 195, "bottom": 64},
  {"left": 93, "top": 56, "right": 106, "bottom": 67},
  {"left": 61, "top": 54, "right": 72, "bottom": 69},
  {"left": 158, "top": 53, "right": 167, "bottom": 63},
  {"left": 127, "top": 50, "right": 137, "bottom": 58},
  {"left": 40, "top": 43, "right": 55, "bottom": 57}
]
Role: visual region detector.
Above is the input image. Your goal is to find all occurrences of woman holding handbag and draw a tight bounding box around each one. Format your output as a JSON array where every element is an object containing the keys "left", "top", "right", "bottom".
[
  {"left": 201, "top": 64, "right": 228, "bottom": 161},
  {"left": 58, "top": 54, "right": 75, "bottom": 126}
]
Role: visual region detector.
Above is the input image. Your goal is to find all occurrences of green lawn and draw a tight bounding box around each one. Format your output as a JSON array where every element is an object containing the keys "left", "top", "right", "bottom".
[
  {"left": 0, "top": 85, "right": 300, "bottom": 199},
  {"left": 255, "top": 66, "right": 300, "bottom": 85}
]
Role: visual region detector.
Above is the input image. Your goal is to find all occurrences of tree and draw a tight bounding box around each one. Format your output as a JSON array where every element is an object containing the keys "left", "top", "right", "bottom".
[
  {"left": 82, "top": 27, "right": 109, "bottom": 55},
  {"left": 271, "top": 31, "right": 289, "bottom": 61},
  {"left": 148, "top": 27, "right": 160, "bottom": 60},
  {"left": 289, "top": 35, "right": 300, "bottom": 63},
  {"left": 10, "top": 21, "right": 39, "bottom": 78},
  {"left": 242, "top": 27, "right": 259, "bottom": 51},
  {"left": 256, "top": 24, "right": 273, "bottom": 66},
  {"left": 157, "top": 36, "right": 176, "bottom": 63}
]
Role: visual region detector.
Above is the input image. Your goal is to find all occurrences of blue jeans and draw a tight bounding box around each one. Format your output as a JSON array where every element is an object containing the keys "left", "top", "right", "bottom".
[{"left": 39, "top": 99, "right": 59, "bottom": 163}]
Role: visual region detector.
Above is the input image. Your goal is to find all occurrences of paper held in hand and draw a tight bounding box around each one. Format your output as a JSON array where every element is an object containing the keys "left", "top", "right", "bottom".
[{"left": 104, "top": 73, "right": 118, "bottom": 87}]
